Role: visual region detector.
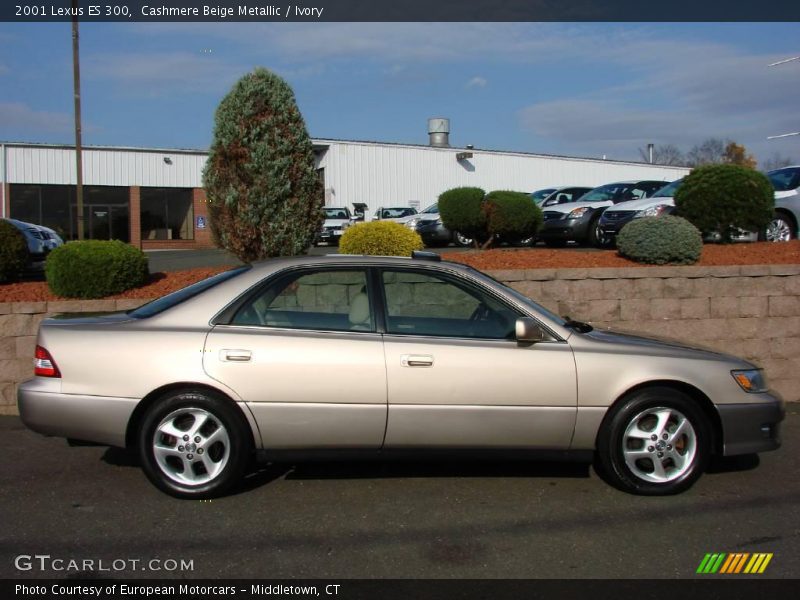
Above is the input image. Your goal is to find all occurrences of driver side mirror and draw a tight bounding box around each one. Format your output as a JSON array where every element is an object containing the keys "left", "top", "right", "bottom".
[{"left": 515, "top": 317, "right": 547, "bottom": 343}]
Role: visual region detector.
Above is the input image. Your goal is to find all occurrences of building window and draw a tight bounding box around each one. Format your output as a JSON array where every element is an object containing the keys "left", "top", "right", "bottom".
[
  {"left": 140, "top": 188, "right": 194, "bottom": 241},
  {"left": 10, "top": 183, "right": 130, "bottom": 242}
]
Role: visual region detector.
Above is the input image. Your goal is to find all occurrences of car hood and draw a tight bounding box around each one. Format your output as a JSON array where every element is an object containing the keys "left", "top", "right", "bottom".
[
  {"left": 581, "top": 327, "right": 751, "bottom": 365},
  {"left": 323, "top": 218, "right": 349, "bottom": 227},
  {"left": 604, "top": 196, "right": 675, "bottom": 213},
  {"left": 545, "top": 200, "right": 613, "bottom": 214}
]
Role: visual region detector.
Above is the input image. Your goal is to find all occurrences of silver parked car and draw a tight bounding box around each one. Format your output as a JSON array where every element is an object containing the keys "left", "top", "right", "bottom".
[
  {"left": 766, "top": 166, "right": 800, "bottom": 241},
  {"left": 19, "top": 254, "right": 783, "bottom": 498}
]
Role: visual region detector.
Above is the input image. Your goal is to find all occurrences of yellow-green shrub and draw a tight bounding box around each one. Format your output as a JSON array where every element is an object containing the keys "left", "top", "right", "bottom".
[{"left": 339, "top": 221, "right": 423, "bottom": 256}]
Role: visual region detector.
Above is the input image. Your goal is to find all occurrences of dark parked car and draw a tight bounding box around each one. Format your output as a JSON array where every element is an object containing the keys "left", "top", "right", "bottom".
[
  {"left": 596, "top": 179, "right": 683, "bottom": 248},
  {"left": 538, "top": 180, "right": 668, "bottom": 247}
]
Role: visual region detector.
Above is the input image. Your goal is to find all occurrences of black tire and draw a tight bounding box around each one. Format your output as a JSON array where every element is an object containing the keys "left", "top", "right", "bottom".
[
  {"left": 760, "top": 212, "right": 796, "bottom": 242},
  {"left": 595, "top": 387, "right": 711, "bottom": 495},
  {"left": 138, "top": 390, "right": 253, "bottom": 499},
  {"left": 453, "top": 232, "right": 474, "bottom": 248},
  {"left": 586, "top": 215, "right": 602, "bottom": 247}
]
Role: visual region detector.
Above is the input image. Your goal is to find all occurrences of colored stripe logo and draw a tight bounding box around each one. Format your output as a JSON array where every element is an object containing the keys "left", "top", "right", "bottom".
[{"left": 696, "top": 553, "right": 773, "bottom": 574}]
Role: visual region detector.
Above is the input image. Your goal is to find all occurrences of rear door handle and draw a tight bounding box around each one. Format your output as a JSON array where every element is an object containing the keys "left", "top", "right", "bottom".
[
  {"left": 401, "top": 354, "right": 434, "bottom": 367},
  {"left": 220, "top": 349, "right": 252, "bottom": 362}
]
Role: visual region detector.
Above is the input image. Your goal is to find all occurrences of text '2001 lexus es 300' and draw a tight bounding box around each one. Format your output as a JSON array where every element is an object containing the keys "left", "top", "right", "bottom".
[{"left": 19, "top": 253, "right": 783, "bottom": 498}]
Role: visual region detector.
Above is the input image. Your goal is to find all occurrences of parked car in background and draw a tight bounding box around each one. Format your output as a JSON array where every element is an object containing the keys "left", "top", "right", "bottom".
[
  {"left": 596, "top": 179, "right": 683, "bottom": 248},
  {"left": 18, "top": 253, "right": 783, "bottom": 498},
  {"left": 538, "top": 180, "right": 667, "bottom": 247},
  {"left": 2, "top": 218, "right": 64, "bottom": 268},
  {"left": 374, "top": 207, "right": 418, "bottom": 221},
  {"left": 314, "top": 207, "right": 352, "bottom": 246},
  {"left": 765, "top": 166, "right": 800, "bottom": 241}
]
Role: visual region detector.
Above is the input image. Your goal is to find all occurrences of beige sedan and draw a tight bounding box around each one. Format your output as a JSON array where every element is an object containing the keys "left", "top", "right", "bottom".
[{"left": 19, "top": 253, "right": 783, "bottom": 498}]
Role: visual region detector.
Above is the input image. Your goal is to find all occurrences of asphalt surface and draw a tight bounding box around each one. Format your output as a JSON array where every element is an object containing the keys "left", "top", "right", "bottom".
[{"left": 1, "top": 411, "right": 798, "bottom": 579}]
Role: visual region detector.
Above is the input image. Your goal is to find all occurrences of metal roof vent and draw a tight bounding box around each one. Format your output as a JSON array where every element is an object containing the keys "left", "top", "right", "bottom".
[{"left": 428, "top": 118, "right": 450, "bottom": 148}]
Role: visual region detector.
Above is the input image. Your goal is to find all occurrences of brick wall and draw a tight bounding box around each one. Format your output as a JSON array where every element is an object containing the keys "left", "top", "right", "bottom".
[{"left": 1, "top": 264, "right": 798, "bottom": 416}]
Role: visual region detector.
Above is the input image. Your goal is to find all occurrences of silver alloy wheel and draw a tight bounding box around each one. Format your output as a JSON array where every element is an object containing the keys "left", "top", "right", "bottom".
[
  {"left": 621, "top": 406, "right": 697, "bottom": 483},
  {"left": 764, "top": 217, "right": 793, "bottom": 242},
  {"left": 152, "top": 407, "right": 231, "bottom": 486},
  {"left": 454, "top": 232, "right": 474, "bottom": 247}
]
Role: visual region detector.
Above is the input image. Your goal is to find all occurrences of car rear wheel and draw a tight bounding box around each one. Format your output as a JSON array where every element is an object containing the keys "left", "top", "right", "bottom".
[
  {"left": 586, "top": 215, "right": 602, "bottom": 247},
  {"left": 138, "top": 391, "right": 252, "bottom": 499},
  {"left": 454, "top": 232, "right": 474, "bottom": 247},
  {"left": 595, "top": 387, "right": 710, "bottom": 495}
]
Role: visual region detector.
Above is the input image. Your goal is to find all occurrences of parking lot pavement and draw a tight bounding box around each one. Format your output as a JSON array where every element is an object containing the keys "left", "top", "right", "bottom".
[{"left": 1, "top": 410, "right": 798, "bottom": 579}]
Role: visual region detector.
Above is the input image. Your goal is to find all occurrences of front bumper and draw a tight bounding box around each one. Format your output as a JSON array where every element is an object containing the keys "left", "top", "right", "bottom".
[
  {"left": 597, "top": 213, "right": 637, "bottom": 241},
  {"left": 538, "top": 216, "right": 592, "bottom": 241},
  {"left": 18, "top": 378, "right": 137, "bottom": 448},
  {"left": 416, "top": 221, "right": 453, "bottom": 244},
  {"left": 716, "top": 393, "right": 784, "bottom": 456},
  {"left": 315, "top": 230, "right": 345, "bottom": 244}
]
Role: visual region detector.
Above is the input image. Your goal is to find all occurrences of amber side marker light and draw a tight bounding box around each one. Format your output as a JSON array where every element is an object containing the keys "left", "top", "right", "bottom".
[{"left": 34, "top": 345, "right": 61, "bottom": 378}]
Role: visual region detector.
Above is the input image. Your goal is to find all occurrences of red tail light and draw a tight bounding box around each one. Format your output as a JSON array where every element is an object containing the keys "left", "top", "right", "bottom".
[{"left": 34, "top": 345, "right": 61, "bottom": 378}]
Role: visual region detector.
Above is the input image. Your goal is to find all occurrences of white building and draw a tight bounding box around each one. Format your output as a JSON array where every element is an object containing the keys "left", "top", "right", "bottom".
[{"left": 1, "top": 132, "right": 688, "bottom": 249}]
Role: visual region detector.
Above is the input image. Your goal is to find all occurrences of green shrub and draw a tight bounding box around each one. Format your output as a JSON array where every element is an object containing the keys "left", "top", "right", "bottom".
[
  {"left": 674, "top": 164, "right": 773, "bottom": 243},
  {"left": 484, "top": 191, "right": 543, "bottom": 241},
  {"left": 617, "top": 216, "right": 703, "bottom": 265},
  {"left": 0, "top": 220, "right": 29, "bottom": 282},
  {"left": 438, "top": 187, "right": 487, "bottom": 244},
  {"left": 339, "top": 221, "right": 424, "bottom": 257},
  {"left": 46, "top": 240, "right": 149, "bottom": 298}
]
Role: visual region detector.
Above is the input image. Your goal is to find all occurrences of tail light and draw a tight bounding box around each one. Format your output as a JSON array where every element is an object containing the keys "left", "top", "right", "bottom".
[{"left": 34, "top": 345, "right": 61, "bottom": 378}]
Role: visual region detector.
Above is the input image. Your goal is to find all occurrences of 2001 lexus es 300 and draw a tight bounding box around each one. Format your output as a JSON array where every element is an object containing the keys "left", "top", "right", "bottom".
[{"left": 19, "top": 253, "right": 783, "bottom": 498}]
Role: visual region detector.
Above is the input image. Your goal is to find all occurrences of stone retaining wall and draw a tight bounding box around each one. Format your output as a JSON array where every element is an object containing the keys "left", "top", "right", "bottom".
[{"left": 1, "top": 264, "right": 798, "bottom": 415}]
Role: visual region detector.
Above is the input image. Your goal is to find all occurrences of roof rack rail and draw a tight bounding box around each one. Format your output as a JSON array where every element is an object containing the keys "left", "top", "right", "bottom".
[{"left": 411, "top": 250, "right": 441, "bottom": 262}]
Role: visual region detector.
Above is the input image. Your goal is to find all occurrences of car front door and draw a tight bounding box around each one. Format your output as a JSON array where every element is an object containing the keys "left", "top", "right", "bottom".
[
  {"left": 203, "top": 267, "right": 387, "bottom": 450},
  {"left": 379, "top": 268, "right": 577, "bottom": 449}
]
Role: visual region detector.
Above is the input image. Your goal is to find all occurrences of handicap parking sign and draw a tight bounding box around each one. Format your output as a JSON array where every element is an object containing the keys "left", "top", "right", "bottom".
[{"left": 196, "top": 216, "right": 206, "bottom": 229}]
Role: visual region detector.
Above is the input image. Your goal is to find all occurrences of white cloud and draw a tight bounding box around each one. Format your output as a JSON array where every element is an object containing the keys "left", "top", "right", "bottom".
[
  {"left": 466, "top": 76, "right": 487, "bottom": 89},
  {"left": 0, "top": 102, "right": 73, "bottom": 134}
]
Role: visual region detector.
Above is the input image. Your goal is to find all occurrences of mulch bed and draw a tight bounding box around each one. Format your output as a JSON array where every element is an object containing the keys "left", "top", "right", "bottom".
[{"left": 1, "top": 241, "right": 799, "bottom": 303}]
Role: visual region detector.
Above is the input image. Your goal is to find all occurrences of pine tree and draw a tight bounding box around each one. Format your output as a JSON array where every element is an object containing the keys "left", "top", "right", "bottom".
[{"left": 203, "top": 68, "right": 323, "bottom": 261}]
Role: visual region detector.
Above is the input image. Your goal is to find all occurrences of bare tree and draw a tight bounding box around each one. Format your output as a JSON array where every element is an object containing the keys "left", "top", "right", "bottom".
[
  {"left": 638, "top": 144, "right": 685, "bottom": 166},
  {"left": 685, "top": 138, "right": 727, "bottom": 167},
  {"left": 761, "top": 152, "right": 795, "bottom": 172}
]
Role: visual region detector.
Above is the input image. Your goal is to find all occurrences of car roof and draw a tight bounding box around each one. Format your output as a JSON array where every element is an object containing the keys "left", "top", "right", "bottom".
[{"left": 249, "top": 253, "right": 470, "bottom": 272}]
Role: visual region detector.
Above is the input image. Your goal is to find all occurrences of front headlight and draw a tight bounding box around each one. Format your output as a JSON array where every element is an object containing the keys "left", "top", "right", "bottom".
[
  {"left": 405, "top": 218, "right": 420, "bottom": 229},
  {"left": 567, "top": 207, "right": 590, "bottom": 219},
  {"left": 634, "top": 204, "right": 670, "bottom": 219},
  {"left": 731, "top": 369, "right": 768, "bottom": 393}
]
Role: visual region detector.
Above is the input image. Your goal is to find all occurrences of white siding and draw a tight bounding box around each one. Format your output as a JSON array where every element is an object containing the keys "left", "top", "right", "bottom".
[
  {"left": 3, "top": 142, "right": 689, "bottom": 218},
  {"left": 316, "top": 141, "right": 689, "bottom": 213},
  {"left": 5, "top": 145, "right": 207, "bottom": 187}
]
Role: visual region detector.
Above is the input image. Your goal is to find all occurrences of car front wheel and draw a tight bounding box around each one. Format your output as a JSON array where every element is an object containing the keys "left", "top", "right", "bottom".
[
  {"left": 595, "top": 387, "right": 711, "bottom": 495},
  {"left": 763, "top": 213, "right": 795, "bottom": 242},
  {"left": 138, "top": 391, "right": 252, "bottom": 499}
]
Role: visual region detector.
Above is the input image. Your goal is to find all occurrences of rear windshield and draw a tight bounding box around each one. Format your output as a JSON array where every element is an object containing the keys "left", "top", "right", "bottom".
[
  {"left": 129, "top": 266, "right": 251, "bottom": 319},
  {"left": 768, "top": 167, "right": 800, "bottom": 192}
]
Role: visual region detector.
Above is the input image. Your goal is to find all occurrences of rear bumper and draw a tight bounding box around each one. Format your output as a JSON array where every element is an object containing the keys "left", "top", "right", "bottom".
[
  {"left": 717, "top": 394, "right": 785, "bottom": 456},
  {"left": 18, "top": 378, "right": 137, "bottom": 448}
]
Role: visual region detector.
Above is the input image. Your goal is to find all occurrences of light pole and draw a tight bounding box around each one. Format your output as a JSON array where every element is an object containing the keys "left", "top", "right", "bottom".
[{"left": 72, "top": 0, "right": 84, "bottom": 240}]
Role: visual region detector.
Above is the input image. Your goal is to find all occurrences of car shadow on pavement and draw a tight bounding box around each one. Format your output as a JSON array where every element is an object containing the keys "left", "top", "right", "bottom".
[{"left": 707, "top": 453, "right": 760, "bottom": 473}]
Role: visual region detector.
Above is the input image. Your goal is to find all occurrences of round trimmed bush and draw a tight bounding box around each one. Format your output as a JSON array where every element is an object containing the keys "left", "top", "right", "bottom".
[
  {"left": 339, "top": 221, "right": 423, "bottom": 256},
  {"left": 617, "top": 216, "right": 702, "bottom": 265},
  {"left": 674, "top": 164, "right": 773, "bottom": 243},
  {"left": 484, "top": 190, "right": 543, "bottom": 241},
  {"left": 45, "top": 240, "right": 149, "bottom": 298},
  {"left": 438, "top": 187, "right": 487, "bottom": 244},
  {"left": 0, "top": 220, "right": 29, "bottom": 282}
]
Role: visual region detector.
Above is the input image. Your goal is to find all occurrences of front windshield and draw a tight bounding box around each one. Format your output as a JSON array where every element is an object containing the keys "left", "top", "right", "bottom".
[
  {"left": 531, "top": 188, "right": 557, "bottom": 204},
  {"left": 768, "top": 167, "right": 800, "bottom": 192},
  {"left": 421, "top": 203, "right": 439, "bottom": 214},
  {"left": 324, "top": 208, "right": 350, "bottom": 219},
  {"left": 651, "top": 178, "right": 683, "bottom": 198},
  {"left": 579, "top": 182, "right": 647, "bottom": 203}
]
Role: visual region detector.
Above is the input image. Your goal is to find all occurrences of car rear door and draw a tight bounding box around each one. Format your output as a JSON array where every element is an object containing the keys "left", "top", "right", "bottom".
[
  {"left": 203, "top": 267, "right": 387, "bottom": 450},
  {"left": 378, "top": 268, "right": 577, "bottom": 449}
]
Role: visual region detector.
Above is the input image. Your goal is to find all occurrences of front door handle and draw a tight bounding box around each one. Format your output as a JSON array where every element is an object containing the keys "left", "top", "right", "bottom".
[
  {"left": 401, "top": 354, "right": 434, "bottom": 367},
  {"left": 220, "top": 349, "right": 252, "bottom": 362}
]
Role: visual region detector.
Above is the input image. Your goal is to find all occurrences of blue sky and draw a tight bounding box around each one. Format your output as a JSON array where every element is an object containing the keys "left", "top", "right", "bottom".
[{"left": 1, "top": 22, "right": 799, "bottom": 165}]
